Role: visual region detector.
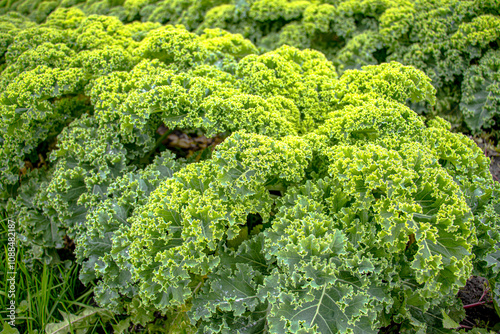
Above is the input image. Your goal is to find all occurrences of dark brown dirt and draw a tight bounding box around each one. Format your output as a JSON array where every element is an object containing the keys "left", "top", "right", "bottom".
[
  {"left": 57, "top": 234, "right": 76, "bottom": 262},
  {"left": 156, "top": 125, "right": 225, "bottom": 160},
  {"left": 458, "top": 276, "right": 500, "bottom": 330}
]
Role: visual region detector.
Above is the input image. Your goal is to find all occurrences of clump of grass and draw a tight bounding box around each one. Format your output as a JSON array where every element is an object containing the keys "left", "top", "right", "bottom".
[{"left": 0, "top": 215, "right": 112, "bottom": 333}]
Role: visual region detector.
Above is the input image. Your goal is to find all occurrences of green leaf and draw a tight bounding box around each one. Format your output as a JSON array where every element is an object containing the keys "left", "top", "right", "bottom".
[
  {"left": 268, "top": 280, "right": 378, "bottom": 334},
  {"left": 112, "top": 318, "right": 131, "bottom": 334},
  {"left": 191, "top": 263, "right": 261, "bottom": 319},
  {"left": 44, "top": 308, "right": 114, "bottom": 334},
  {"left": 405, "top": 298, "right": 462, "bottom": 334},
  {"left": 0, "top": 322, "right": 19, "bottom": 334},
  {"left": 126, "top": 297, "right": 155, "bottom": 326},
  {"left": 219, "top": 234, "right": 269, "bottom": 274},
  {"left": 441, "top": 310, "right": 460, "bottom": 329},
  {"left": 154, "top": 305, "right": 196, "bottom": 334},
  {"left": 190, "top": 262, "right": 269, "bottom": 334},
  {"left": 16, "top": 300, "right": 28, "bottom": 314}
]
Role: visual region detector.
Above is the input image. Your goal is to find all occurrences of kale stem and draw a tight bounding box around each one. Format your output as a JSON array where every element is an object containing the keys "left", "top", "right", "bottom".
[
  {"left": 478, "top": 286, "right": 489, "bottom": 302},
  {"left": 458, "top": 324, "right": 473, "bottom": 329},
  {"left": 463, "top": 300, "right": 493, "bottom": 309},
  {"left": 192, "top": 280, "right": 204, "bottom": 295}
]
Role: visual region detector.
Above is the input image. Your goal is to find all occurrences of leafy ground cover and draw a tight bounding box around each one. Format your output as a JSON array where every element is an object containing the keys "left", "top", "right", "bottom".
[{"left": 0, "top": 1, "right": 499, "bottom": 334}]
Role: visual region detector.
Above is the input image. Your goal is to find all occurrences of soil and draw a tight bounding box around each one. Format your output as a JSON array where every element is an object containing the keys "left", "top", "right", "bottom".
[
  {"left": 57, "top": 234, "right": 76, "bottom": 262},
  {"left": 458, "top": 276, "right": 500, "bottom": 330},
  {"left": 156, "top": 124, "right": 225, "bottom": 160}
]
